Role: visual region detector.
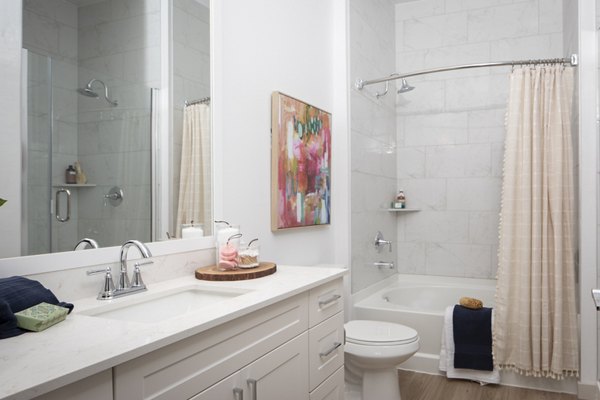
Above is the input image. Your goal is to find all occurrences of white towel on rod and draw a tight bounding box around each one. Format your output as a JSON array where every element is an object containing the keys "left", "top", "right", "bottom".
[{"left": 439, "top": 305, "right": 500, "bottom": 385}]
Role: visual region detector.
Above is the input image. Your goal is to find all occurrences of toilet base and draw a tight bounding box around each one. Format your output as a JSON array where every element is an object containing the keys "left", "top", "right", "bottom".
[
  {"left": 363, "top": 368, "right": 401, "bottom": 400},
  {"left": 345, "top": 366, "right": 402, "bottom": 400}
]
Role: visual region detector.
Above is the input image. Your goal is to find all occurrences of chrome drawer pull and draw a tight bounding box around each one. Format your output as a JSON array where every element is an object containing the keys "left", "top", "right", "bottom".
[
  {"left": 319, "top": 341, "right": 342, "bottom": 358},
  {"left": 233, "top": 388, "right": 243, "bottom": 400},
  {"left": 247, "top": 379, "right": 257, "bottom": 400},
  {"left": 318, "top": 294, "right": 341, "bottom": 307}
]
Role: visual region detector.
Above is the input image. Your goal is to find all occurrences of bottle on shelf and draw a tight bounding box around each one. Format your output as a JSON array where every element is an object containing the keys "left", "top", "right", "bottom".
[
  {"left": 65, "top": 165, "right": 77, "bottom": 184},
  {"left": 393, "top": 190, "right": 406, "bottom": 209}
]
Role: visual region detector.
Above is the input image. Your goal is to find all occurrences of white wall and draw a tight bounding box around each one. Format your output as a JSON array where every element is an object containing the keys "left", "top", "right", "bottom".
[
  {"left": 349, "top": 0, "right": 398, "bottom": 293},
  {"left": 578, "top": 0, "right": 599, "bottom": 395},
  {"left": 0, "top": 1, "right": 23, "bottom": 258},
  {"left": 394, "top": 0, "right": 563, "bottom": 279},
  {"left": 214, "top": 0, "right": 349, "bottom": 266}
]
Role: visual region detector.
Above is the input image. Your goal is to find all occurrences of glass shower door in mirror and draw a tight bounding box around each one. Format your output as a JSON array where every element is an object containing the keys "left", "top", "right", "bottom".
[{"left": 24, "top": 51, "right": 52, "bottom": 256}]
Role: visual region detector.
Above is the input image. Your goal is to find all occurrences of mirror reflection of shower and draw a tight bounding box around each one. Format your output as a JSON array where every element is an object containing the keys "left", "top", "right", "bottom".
[{"left": 77, "top": 78, "right": 118, "bottom": 106}]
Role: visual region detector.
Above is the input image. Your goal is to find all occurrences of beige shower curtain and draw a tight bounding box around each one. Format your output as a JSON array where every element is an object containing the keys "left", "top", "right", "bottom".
[
  {"left": 176, "top": 103, "right": 212, "bottom": 237},
  {"left": 493, "top": 65, "right": 578, "bottom": 379}
]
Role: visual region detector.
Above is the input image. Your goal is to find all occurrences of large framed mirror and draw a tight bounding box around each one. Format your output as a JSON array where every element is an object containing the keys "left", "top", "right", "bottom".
[{"left": 0, "top": 0, "right": 213, "bottom": 262}]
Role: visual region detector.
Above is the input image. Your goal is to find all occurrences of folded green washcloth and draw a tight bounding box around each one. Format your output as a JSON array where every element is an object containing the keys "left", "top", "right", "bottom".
[{"left": 15, "top": 302, "right": 69, "bottom": 332}]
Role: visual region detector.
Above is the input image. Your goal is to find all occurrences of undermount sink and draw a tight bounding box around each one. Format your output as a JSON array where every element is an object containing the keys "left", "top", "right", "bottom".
[{"left": 79, "top": 285, "right": 251, "bottom": 323}]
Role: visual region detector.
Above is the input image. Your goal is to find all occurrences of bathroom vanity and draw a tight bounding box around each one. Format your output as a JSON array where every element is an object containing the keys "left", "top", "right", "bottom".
[{"left": 0, "top": 266, "right": 345, "bottom": 400}]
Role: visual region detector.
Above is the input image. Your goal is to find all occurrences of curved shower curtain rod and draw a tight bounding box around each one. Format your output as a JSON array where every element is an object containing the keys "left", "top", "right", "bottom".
[{"left": 355, "top": 54, "right": 578, "bottom": 98}]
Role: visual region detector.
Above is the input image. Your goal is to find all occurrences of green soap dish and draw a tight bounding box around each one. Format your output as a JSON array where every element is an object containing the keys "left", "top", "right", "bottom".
[{"left": 15, "top": 302, "right": 68, "bottom": 332}]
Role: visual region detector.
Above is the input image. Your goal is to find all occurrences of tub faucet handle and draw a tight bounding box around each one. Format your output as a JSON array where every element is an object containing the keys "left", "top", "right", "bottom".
[{"left": 374, "top": 231, "right": 392, "bottom": 252}]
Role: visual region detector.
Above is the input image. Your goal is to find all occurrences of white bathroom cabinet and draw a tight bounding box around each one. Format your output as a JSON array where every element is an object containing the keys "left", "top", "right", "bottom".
[
  {"left": 33, "top": 370, "right": 112, "bottom": 400},
  {"left": 111, "top": 278, "right": 345, "bottom": 400},
  {"left": 191, "top": 333, "right": 308, "bottom": 400}
]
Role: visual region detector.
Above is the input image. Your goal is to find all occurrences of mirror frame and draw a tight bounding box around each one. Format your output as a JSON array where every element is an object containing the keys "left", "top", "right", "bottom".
[{"left": 0, "top": 0, "right": 221, "bottom": 275}]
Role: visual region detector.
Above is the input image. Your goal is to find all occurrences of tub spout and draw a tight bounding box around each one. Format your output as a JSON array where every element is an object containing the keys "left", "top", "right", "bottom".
[{"left": 374, "top": 261, "right": 395, "bottom": 269}]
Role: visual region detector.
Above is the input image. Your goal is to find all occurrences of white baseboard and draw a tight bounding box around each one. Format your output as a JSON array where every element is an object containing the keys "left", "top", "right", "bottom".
[{"left": 576, "top": 381, "right": 600, "bottom": 400}]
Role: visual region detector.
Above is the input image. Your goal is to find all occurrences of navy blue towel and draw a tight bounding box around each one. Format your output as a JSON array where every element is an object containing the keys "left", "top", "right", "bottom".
[
  {"left": 0, "top": 276, "right": 74, "bottom": 339},
  {"left": 453, "top": 305, "right": 493, "bottom": 371}
]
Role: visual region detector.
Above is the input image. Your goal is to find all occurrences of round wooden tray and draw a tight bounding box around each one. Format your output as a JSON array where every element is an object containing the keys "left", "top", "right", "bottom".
[{"left": 195, "top": 262, "right": 277, "bottom": 281}]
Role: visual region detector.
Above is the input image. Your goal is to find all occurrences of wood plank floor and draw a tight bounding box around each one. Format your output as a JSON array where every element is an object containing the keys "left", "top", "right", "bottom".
[{"left": 398, "top": 371, "right": 577, "bottom": 400}]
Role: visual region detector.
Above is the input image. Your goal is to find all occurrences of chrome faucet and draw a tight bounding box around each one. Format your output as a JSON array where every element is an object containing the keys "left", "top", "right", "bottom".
[
  {"left": 74, "top": 237, "right": 99, "bottom": 250},
  {"left": 86, "top": 240, "right": 153, "bottom": 300},
  {"left": 119, "top": 240, "right": 153, "bottom": 291}
]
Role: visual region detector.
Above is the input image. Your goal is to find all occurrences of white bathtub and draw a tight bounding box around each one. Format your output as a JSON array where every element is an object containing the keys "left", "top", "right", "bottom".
[
  {"left": 354, "top": 274, "right": 496, "bottom": 372},
  {"left": 352, "top": 274, "right": 577, "bottom": 393}
]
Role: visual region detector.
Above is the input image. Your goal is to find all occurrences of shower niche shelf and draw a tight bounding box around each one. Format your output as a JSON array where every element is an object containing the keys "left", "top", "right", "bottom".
[
  {"left": 52, "top": 184, "right": 97, "bottom": 188},
  {"left": 386, "top": 208, "right": 420, "bottom": 213}
]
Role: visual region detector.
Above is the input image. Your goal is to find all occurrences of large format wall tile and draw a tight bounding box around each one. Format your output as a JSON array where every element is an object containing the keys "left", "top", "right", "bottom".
[{"left": 394, "top": 0, "right": 563, "bottom": 279}]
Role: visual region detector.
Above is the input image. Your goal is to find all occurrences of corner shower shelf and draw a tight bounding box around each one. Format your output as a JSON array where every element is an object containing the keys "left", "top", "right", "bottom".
[
  {"left": 52, "top": 184, "right": 96, "bottom": 188},
  {"left": 386, "top": 208, "right": 420, "bottom": 213}
]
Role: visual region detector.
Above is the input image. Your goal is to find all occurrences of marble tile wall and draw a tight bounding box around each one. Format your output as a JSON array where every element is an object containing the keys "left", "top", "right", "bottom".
[
  {"left": 350, "top": 0, "right": 397, "bottom": 293},
  {"left": 171, "top": 0, "right": 211, "bottom": 236},
  {"left": 394, "top": 0, "right": 563, "bottom": 279},
  {"left": 76, "top": 0, "right": 160, "bottom": 248}
]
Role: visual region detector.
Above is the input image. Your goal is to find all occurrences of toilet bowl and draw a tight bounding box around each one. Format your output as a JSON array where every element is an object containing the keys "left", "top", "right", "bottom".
[{"left": 344, "top": 320, "right": 419, "bottom": 400}]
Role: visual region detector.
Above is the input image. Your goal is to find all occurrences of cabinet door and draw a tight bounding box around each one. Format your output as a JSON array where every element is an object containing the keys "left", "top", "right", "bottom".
[{"left": 242, "top": 332, "right": 309, "bottom": 400}]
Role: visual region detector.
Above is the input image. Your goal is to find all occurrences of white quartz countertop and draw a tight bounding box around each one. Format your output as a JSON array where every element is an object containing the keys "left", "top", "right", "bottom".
[{"left": 0, "top": 265, "right": 347, "bottom": 400}]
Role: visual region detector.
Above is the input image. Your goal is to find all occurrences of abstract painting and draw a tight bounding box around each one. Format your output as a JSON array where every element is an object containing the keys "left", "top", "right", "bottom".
[{"left": 271, "top": 92, "right": 331, "bottom": 231}]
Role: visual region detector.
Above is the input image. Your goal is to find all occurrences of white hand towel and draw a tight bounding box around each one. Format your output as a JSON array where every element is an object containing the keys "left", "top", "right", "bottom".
[{"left": 439, "top": 305, "right": 500, "bottom": 385}]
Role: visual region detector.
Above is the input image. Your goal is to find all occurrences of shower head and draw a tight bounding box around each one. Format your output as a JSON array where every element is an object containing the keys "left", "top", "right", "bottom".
[
  {"left": 77, "top": 78, "right": 118, "bottom": 106},
  {"left": 77, "top": 87, "right": 99, "bottom": 98},
  {"left": 397, "top": 78, "right": 415, "bottom": 94}
]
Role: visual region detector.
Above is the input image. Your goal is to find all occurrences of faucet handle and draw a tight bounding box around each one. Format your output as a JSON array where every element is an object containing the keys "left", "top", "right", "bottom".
[
  {"left": 87, "top": 266, "right": 115, "bottom": 300},
  {"left": 374, "top": 231, "right": 392, "bottom": 253},
  {"left": 130, "top": 260, "right": 153, "bottom": 289}
]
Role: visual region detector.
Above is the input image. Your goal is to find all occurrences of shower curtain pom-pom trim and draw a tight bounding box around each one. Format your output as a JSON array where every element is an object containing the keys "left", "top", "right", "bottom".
[{"left": 495, "top": 364, "right": 579, "bottom": 380}]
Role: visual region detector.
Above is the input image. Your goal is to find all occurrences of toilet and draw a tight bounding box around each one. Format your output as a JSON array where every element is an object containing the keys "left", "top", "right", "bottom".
[{"left": 344, "top": 320, "right": 419, "bottom": 400}]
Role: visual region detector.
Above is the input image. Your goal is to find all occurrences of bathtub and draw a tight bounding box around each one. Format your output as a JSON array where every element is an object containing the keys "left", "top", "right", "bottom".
[
  {"left": 352, "top": 274, "right": 577, "bottom": 393},
  {"left": 353, "top": 274, "right": 496, "bottom": 373}
]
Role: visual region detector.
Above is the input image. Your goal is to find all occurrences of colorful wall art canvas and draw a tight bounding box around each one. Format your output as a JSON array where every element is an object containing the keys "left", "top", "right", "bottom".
[{"left": 271, "top": 92, "right": 331, "bottom": 231}]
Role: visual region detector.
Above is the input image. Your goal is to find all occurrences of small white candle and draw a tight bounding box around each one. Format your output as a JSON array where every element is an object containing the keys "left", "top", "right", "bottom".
[{"left": 182, "top": 225, "right": 204, "bottom": 238}]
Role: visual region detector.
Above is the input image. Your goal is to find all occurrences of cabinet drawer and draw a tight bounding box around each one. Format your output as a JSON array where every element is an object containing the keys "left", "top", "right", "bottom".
[
  {"left": 309, "top": 279, "right": 343, "bottom": 327},
  {"left": 309, "top": 366, "right": 344, "bottom": 400},
  {"left": 114, "top": 293, "right": 308, "bottom": 400},
  {"left": 308, "top": 312, "right": 344, "bottom": 391}
]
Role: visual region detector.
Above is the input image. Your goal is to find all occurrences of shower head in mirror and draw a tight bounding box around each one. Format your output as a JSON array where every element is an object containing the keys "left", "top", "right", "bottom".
[
  {"left": 77, "top": 87, "right": 99, "bottom": 98},
  {"left": 77, "top": 78, "right": 118, "bottom": 106},
  {"left": 397, "top": 78, "right": 415, "bottom": 94}
]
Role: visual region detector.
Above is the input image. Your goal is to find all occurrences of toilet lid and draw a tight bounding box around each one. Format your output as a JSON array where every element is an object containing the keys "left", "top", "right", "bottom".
[{"left": 345, "top": 320, "right": 418, "bottom": 346}]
